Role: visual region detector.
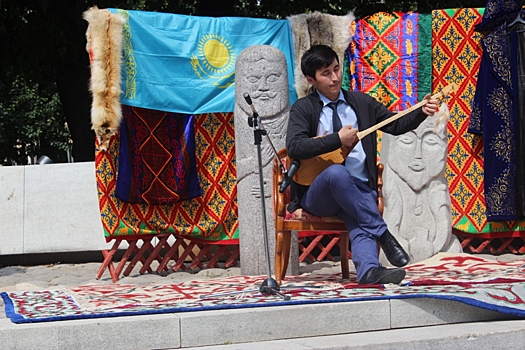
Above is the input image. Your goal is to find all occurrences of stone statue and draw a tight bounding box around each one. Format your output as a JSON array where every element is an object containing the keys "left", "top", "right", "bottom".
[
  {"left": 234, "top": 45, "right": 295, "bottom": 275},
  {"left": 381, "top": 115, "right": 462, "bottom": 264}
]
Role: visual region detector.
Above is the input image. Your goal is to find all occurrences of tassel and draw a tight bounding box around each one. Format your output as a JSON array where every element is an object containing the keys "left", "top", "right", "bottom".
[{"left": 433, "top": 101, "right": 450, "bottom": 135}]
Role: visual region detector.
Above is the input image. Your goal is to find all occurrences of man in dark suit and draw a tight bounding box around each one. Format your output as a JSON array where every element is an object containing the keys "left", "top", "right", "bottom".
[{"left": 286, "top": 45, "right": 438, "bottom": 284}]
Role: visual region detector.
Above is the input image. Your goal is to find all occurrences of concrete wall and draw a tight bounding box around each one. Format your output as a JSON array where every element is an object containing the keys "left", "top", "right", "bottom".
[{"left": 0, "top": 162, "right": 108, "bottom": 256}]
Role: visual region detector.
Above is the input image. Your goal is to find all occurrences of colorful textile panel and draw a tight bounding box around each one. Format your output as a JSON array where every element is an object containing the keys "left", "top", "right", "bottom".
[
  {"left": 432, "top": 8, "right": 525, "bottom": 233},
  {"left": 116, "top": 106, "right": 201, "bottom": 205},
  {"left": 110, "top": 9, "right": 297, "bottom": 114},
  {"left": 348, "top": 11, "right": 431, "bottom": 160},
  {"left": 96, "top": 111, "right": 239, "bottom": 242},
  {"left": 350, "top": 12, "right": 432, "bottom": 113},
  {"left": 468, "top": 23, "right": 519, "bottom": 221}
]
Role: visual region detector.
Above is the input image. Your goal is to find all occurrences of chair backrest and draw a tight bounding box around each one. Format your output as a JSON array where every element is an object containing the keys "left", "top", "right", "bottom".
[{"left": 272, "top": 148, "right": 289, "bottom": 220}]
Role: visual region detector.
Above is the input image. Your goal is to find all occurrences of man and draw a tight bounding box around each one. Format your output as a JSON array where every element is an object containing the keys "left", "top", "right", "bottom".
[{"left": 286, "top": 45, "right": 438, "bottom": 284}]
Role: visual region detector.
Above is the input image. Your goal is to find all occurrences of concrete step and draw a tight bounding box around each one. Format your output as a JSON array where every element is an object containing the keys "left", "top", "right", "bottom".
[
  {"left": 182, "top": 319, "right": 525, "bottom": 350},
  {"left": 1, "top": 297, "right": 517, "bottom": 350}
]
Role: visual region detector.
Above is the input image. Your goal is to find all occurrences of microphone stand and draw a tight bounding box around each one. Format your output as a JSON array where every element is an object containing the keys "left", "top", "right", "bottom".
[{"left": 200, "top": 92, "right": 291, "bottom": 301}]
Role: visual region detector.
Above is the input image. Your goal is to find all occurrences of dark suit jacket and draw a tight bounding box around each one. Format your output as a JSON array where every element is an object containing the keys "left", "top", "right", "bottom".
[{"left": 285, "top": 89, "right": 428, "bottom": 213}]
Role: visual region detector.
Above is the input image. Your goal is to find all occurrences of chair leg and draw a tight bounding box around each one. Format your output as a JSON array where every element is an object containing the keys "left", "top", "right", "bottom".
[
  {"left": 339, "top": 231, "right": 350, "bottom": 280},
  {"left": 275, "top": 230, "right": 291, "bottom": 285}
]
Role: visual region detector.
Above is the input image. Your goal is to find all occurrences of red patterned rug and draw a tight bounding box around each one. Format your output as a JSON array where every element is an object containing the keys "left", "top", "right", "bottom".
[{"left": 3, "top": 254, "right": 525, "bottom": 323}]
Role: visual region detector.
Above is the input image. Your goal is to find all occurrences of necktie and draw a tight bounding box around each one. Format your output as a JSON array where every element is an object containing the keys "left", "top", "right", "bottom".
[{"left": 328, "top": 101, "right": 342, "bottom": 133}]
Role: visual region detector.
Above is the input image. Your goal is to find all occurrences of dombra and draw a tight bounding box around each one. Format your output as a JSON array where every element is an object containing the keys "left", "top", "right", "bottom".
[{"left": 290, "top": 84, "right": 458, "bottom": 186}]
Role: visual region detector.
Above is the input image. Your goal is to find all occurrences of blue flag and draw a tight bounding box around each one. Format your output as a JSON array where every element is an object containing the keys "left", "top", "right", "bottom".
[{"left": 110, "top": 9, "right": 296, "bottom": 114}]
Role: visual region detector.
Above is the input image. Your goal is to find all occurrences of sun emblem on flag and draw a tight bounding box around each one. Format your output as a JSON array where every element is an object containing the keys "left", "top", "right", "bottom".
[{"left": 191, "top": 34, "right": 235, "bottom": 88}]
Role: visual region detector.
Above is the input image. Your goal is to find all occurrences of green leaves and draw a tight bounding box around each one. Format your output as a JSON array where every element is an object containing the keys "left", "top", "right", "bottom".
[{"left": 0, "top": 76, "right": 71, "bottom": 165}]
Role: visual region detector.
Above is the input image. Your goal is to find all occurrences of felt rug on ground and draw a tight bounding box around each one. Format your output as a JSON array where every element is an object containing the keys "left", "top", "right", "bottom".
[{"left": 3, "top": 253, "right": 525, "bottom": 324}]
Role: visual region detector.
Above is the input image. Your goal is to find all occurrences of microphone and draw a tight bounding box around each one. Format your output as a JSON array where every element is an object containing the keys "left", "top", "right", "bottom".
[
  {"left": 279, "top": 159, "right": 300, "bottom": 193},
  {"left": 243, "top": 92, "right": 259, "bottom": 117},
  {"left": 244, "top": 92, "right": 259, "bottom": 128},
  {"left": 243, "top": 92, "right": 253, "bottom": 105}
]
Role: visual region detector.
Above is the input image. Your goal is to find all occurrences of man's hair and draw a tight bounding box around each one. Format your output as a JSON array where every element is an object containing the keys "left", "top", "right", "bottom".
[{"left": 300, "top": 45, "right": 339, "bottom": 80}]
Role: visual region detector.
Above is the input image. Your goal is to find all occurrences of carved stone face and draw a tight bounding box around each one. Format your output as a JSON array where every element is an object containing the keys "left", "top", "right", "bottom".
[
  {"left": 388, "top": 119, "right": 447, "bottom": 192},
  {"left": 235, "top": 46, "right": 289, "bottom": 118}
]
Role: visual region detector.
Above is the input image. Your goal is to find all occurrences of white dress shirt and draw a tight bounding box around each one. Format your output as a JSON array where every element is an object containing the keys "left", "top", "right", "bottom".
[{"left": 317, "top": 91, "right": 369, "bottom": 183}]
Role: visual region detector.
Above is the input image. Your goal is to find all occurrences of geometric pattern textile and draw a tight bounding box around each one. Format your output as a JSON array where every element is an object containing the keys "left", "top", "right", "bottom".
[
  {"left": 6, "top": 280, "right": 525, "bottom": 323},
  {"left": 4, "top": 253, "right": 525, "bottom": 323},
  {"left": 96, "top": 112, "right": 239, "bottom": 242},
  {"left": 349, "top": 12, "right": 431, "bottom": 160},
  {"left": 350, "top": 12, "right": 423, "bottom": 113},
  {"left": 432, "top": 8, "right": 525, "bottom": 234},
  {"left": 116, "top": 106, "right": 201, "bottom": 205}
]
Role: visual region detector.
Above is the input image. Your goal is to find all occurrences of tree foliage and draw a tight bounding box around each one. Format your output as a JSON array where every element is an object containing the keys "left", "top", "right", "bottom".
[{"left": 0, "top": 77, "right": 70, "bottom": 165}]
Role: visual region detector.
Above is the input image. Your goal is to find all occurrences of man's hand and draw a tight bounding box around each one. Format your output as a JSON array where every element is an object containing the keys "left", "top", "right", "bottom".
[
  {"left": 422, "top": 93, "right": 439, "bottom": 116},
  {"left": 338, "top": 124, "right": 359, "bottom": 150}
]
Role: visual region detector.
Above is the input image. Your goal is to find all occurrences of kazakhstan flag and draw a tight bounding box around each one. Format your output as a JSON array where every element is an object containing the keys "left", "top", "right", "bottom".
[{"left": 110, "top": 9, "right": 296, "bottom": 114}]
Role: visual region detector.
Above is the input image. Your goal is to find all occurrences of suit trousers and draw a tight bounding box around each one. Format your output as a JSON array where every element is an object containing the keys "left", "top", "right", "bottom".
[{"left": 299, "top": 164, "right": 387, "bottom": 281}]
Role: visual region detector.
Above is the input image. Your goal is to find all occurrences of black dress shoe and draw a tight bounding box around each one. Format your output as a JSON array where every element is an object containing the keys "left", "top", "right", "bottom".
[
  {"left": 378, "top": 230, "right": 409, "bottom": 267},
  {"left": 358, "top": 266, "right": 406, "bottom": 285}
]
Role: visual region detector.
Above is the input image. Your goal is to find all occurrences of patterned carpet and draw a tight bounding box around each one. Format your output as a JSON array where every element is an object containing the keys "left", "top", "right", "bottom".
[{"left": 3, "top": 254, "right": 525, "bottom": 324}]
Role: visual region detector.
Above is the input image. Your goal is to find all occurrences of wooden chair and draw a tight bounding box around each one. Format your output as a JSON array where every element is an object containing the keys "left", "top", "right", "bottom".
[{"left": 272, "top": 148, "right": 384, "bottom": 284}]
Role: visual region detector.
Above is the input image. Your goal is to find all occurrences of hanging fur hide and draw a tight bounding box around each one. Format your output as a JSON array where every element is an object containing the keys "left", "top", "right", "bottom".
[
  {"left": 83, "top": 7, "right": 126, "bottom": 150},
  {"left": 433, "top": 102, "right": 451, "bottom": 135},
  {"left": 288, "top": 11, "right": 355, "bottom": 98}
]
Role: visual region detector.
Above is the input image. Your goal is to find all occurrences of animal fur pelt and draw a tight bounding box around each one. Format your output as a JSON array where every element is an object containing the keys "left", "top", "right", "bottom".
[
  {"left": 433, "top": 102, "right": 450, "bottom": 135},
  {"left": 288, "top": 12, "right": 355, "bottom": 98},
  {"left": 83, "top": 7, "right": 126, "bottom": 150}
]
